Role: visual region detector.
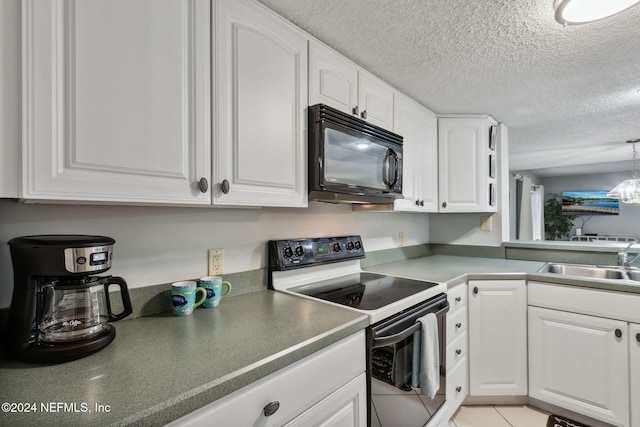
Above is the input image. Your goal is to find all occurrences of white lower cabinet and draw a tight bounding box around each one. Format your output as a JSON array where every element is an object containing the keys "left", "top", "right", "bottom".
[
  {"left": 166, "top": 331, "right": 366, "bottom": 427},
  {"left": 442, "top": 283, "right": 468, "bottom": 422},
  {"left": 467, "top": 280, "right": 527, "bottom": 396},
  {"left": 528, "top": 282, "right": 635, "bottom": 427},
  {"left": 631, "top": 323, "right": 640, "bottom": 427}
]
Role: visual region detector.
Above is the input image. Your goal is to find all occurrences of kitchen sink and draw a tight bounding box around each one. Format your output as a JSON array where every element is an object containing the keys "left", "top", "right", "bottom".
[{"left": 538, "top": 263, "right": 640, "bottom": 282}]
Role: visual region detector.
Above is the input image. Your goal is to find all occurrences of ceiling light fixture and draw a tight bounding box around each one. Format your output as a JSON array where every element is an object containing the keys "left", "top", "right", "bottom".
[
  {"left": 554, "top": 0, "right": 640, "bottom": 25},
  {"left": 607, "top": 139, "right": 640, "bottom": 203}
]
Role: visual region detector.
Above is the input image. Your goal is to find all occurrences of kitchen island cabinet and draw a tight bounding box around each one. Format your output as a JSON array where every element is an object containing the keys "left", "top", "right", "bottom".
[
  {"left": 213, "top": 0, "right": 308, "bottom": 207},
  {"left": 20, "top": 0, "right": 211, "bottom": 204},
  {"left": 631, "top": 323, "right": 640, "bottom": 427}
]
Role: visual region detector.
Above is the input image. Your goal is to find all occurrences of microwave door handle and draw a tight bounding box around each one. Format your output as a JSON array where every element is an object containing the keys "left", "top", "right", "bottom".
[{"left": 383, "top": 149, "right": 399, "bottom": 189}]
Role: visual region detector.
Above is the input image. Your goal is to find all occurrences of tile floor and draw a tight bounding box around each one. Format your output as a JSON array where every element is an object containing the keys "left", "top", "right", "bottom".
[
  {"left": 451, "top": 405, "right": 550, "bottom": 427},
  {"left": 371, "top": 375, "right": 550, "bottom": 427}
]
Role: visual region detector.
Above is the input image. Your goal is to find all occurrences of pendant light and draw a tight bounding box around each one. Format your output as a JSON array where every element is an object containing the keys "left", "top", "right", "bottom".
[
  {"left": 554, "top": 0, "right": 640, "bottom": 25},
  {"left": 607, "top": 139, "right": 640, "bottom": 203}
]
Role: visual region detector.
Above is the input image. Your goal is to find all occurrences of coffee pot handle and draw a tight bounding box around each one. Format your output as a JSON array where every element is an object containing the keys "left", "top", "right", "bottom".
[{"left": 104, "top": 276, "right": 133, "bottom": 322}]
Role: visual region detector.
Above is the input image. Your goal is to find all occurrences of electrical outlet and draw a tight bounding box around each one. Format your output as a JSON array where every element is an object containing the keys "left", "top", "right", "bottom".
[
  {"left": 208, "top": 249, "right": 224, "bottom": 275},
  {"left": 480, "top": 215, "right": 492, "bottom": 232},
  {"left": 398, "top": 231, "right": 404, "bottom": 247}
]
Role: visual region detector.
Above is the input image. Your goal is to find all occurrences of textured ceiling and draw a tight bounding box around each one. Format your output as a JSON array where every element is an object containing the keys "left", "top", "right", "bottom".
[{"left": 257, "top": 0, "right": 640, "bottom": 177}]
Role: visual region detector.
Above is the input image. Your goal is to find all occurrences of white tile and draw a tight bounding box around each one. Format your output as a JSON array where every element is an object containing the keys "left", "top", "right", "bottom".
[
  {"left": 418, "top": 392, "right": 446, "bottom": 415},
  {"left": 372, "top": 394, "right": 431, "bottom": 427},
  {"left": 372, "top": 377, "right": 417, "bottom": 395},
  {"left": 495, "top": 405, "right": 549, "bottom": 427},
  {"left": 452, "top": 406, "right": 512, "bottom": 427}
]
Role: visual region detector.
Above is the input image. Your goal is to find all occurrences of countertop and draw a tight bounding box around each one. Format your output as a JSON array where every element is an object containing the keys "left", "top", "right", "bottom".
[
  {"left": 0, "top": 290, "right": 368, "bottom": 427},
  {"left": 3, "top": 254, "right": 640, "bottom": 427},
  {"left": 365, "top": 255, "right": 640, "bottom": 294}
]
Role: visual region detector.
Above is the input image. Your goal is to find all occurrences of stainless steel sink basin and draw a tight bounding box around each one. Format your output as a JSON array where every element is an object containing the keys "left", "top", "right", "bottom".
[
  {"left": 542, "top": 263, "right": 627, "bottom": 279},
  {"left": 626, "top": 270, "right": 640, "bottom": 281}
]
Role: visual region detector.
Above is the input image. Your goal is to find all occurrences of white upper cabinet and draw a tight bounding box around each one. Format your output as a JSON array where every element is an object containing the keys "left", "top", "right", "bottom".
[
  {"left": 309, "top": 41, "right": 394, "bottom": 132},
  {"left": 21, "top": 0, "right": 211, "bottom": 204},
  {"left": 214, "top": 0, "right": 308, "bottom": 207},
  {"left": 308, "top": 42, "right": 358, "bottom": 117},
  {"left": 438, "top": 116, "right": 498, "bottom": 213},
  {"left": 393, "top": 93, "right": 438, "bottom": 212}
]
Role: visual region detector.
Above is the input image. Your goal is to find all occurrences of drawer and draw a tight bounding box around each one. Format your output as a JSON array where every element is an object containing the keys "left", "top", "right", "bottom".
[
  {"left": 447, "top": 284, "right": 466, "bottom": 314},
  {"left": 446, "top": 332, "right": 467, "bottom": 371},
  {"left": 446, "top": 307, "right": 467, "bottom": 344},
  {"left": 446, "top": 357, "right": 467, "bottom": 413},
  {"left": 167, "top": 331, "right": 366, "bottom": 427}
]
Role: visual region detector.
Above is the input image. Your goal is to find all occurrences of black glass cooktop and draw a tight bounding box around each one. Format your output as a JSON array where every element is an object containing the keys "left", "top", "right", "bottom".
[{"left": 289, "top": 272, "right": 439, "bottom": 310}]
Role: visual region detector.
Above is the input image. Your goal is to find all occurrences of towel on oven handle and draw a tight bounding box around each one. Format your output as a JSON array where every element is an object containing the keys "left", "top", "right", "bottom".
[{"left": 411, "top": 312, "right": 439, "bottom": 398}]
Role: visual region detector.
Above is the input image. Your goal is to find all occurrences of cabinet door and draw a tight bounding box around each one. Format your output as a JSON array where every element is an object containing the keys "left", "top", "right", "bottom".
[
  {"left": 309, "top": 41, "right": 358, "bottom": 116},
  {"left": 215, "top": 0, "right": 307, "bottom": 207},
  {"left": 468, "top": 280, "right": 527, "bottom": 396},
  {"left": 284, "top": 374, "right": 366, "bottom": 427},
  {"left": 438, "top": 117, "right": 492, "bottom": 212},
  {"left": 630, "top": 323, "right": 640, "bottom": 427},
  {"left": 392, "top": 93, "right": 438, "bottom": 212},
  {"left": 528, "top": 306, "right": 629, "bottom": 426},
  {"left": 21, "top": 0, "right": 211, "bottom": 204},
  {"left": 357, "top": 71, "right": 394, "bottom": 131}
]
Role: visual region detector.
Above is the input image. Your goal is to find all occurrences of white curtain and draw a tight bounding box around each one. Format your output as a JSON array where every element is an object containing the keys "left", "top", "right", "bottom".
[{"left": 531, "top": 185, "right": 545, "bottom": 241}]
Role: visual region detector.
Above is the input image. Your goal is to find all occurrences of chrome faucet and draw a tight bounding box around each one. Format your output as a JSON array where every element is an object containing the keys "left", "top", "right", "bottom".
[{"left": 617, "top": 242, "right": 639, "bottom": 268}]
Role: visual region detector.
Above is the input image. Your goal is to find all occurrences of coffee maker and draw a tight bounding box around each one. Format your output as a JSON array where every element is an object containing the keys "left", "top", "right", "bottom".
[{"left": 5, "top": 235, "right": 133, "bottom": 363}]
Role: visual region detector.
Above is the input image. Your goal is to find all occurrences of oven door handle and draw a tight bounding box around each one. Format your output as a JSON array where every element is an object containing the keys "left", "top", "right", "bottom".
[{"left": 372, "top": 304, "right": 448, "bottom": 348}]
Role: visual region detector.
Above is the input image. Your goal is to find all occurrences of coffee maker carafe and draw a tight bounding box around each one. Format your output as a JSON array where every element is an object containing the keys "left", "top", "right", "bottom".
[{"left": 6, "top": 235, "right": 133, "bottom": 363}]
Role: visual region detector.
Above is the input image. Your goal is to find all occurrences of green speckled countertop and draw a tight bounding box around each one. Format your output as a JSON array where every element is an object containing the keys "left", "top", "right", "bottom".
[
  {"left": 365, "top": 255, "right": 640, "bottom": 294},
  {"left": 0, "top": 290, "right": 368, "bottom": 427}
]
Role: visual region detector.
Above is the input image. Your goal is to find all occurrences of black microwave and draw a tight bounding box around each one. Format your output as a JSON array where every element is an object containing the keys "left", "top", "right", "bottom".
[{"left": 308, "top": 104, "right": 403, "bottom": 204}]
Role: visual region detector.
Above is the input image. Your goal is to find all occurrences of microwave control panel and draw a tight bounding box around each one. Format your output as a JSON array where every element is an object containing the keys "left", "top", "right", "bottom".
[{"left": 268, "top": 235, "right": 365, "bottom": 271}]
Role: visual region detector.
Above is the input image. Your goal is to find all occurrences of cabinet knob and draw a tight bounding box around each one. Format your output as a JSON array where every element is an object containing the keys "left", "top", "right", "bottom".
[
  {"left": 455, "top": 349, "right": 462, "bottom": 355},
  {"left": 420, "top": 200, "right": 424, "bottom": 207},
  {"left": 473, "top": 287, "right": 478, "bottom": 295},
  {"left": 442, "top": 201, "right": 447, "bottom": 208},
  {"left": 198, "top": 177, "right": 208, "bottom": 193},
  {"left": 615, "top": 329, "right": 622, "bottom": 338},
  {"left": 263, "top": 401, "right": 280, "bottom": 417},
  {"left": 221, "top": 179, "right": 230, "bottom": 194},
  {"left": 455, "top": 297, "right": 462, "bottom": 302},
  {"left": 415, "top": 200, "right": 420, "bottom": 206},
  {"left": 456, "top": 323, "right": 462, "bottom": 329},
  {"left": 361, "top": 110, "right": 367, "bottom": 120},
  {"left": 456, "top": 386, "right": 462, "bottom": 393},
  {"left": 352, "top": 106, "right": 359, "bottom": 116},
  {"left": 636, "top": 333, "right": 640, "bottom": 342}
]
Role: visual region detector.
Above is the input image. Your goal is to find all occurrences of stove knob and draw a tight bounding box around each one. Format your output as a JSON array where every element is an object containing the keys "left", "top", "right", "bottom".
[
  {"left": 333, "top": 243, "right": 342, "bottom": 252},
  {"left": 354, "top": 241, "right": 362, "bottom": 250},
  {"left": 346, "top": 242, "right": 355, "bottom": 251},
  {"left": 283, "top": 246, "right": 293, "bottom": 258},
  {"left": 295, "top": 246, "right": 304, "bottom": 257}
]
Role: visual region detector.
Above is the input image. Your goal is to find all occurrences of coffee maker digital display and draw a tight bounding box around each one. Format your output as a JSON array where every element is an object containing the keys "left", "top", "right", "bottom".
[{"left": 5, "top": 235, "right": 133, "bottom": 363}]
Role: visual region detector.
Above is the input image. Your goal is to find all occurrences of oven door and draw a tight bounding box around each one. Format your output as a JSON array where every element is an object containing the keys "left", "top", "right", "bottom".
[{"left": 367, "top": 293, "right": 449, "bottom": 427}]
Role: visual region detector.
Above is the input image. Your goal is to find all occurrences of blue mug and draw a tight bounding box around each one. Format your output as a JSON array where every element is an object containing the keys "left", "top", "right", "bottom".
[
  {"left": 171, "top": 281, "right": 206, "bottom": 316},
  {"left": 199, "top": 276, "right": 232, "bottom": 308}
]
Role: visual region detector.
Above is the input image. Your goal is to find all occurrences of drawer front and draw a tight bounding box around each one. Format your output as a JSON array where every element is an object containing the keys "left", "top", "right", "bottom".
[
  {"left": 447, "top": 284, "right": 466, "bottom": 314},
  {"left": 446, "top": 332, "right": 467, "bottom": 371},
  {"left": 167, "top": 331, "right": 366, "bottom": 427},
  {"left": 446, "top": 357, "right": 467, "bottom": 412},
  {"left": 446, "top": 307, "right": 467, "bottom": 344}
]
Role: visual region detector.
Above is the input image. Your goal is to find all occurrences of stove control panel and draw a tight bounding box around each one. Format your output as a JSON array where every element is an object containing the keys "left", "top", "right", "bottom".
[{"left": 268, "top": 235, "right": 365, "bottom": 271}]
